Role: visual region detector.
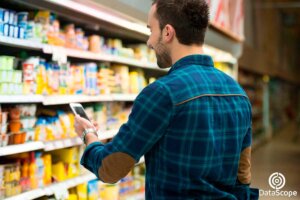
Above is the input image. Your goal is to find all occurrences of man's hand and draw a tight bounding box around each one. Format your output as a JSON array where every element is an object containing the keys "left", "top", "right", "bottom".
[
  {"left": 74, "top": 115, "right": 102, "bottom": 145},
  {"left": 74, "top": 115, "right": 96, "bottom": 138}
]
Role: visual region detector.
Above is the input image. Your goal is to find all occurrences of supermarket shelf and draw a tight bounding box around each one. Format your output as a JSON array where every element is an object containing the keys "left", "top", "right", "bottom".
[
  {"left": 44, "top": 39, "right": 235, "bottom": 68},
  {"left": 43, "top": 95, "right": 113, "bottom": 105},
  {"left": 112, "top": 55, "right": 164, "bottom": 71},
  {"left": 44, "top": 137, "right": 83, "bottom": 151},
  {"left": 42, "top": 44, "right": 113, "bottom": 62},
  {"left": 0, "top": 36, "right": 43, "bottom": 50},
  {"left": 0, "top": 36, "right": 162, "bottom": 72},
  {"left": 43, "top": 45, "right": 164, "bottom": 72},
  {"left": 0, "top": 141, "right": 44, "bottom": 157},
  {"left": 209, "top": 23, "right": 244, "bottom": 43},
  {"left": 112, "top": 94, "right": 137, "bottom": 101},
  {"left": 4, "top": 173, "right": 96, "bottom": 199},
  {"left": 4, "top": 188, "right": 45, "bottom": 200},
  {"left": 1, "top": 130, "right": 119, "bottom": 155},
  {"left": 44, "top": 173, "right": 97, "bottom": 196},
  {"left": 0, "top": 38, "right": 236, "bottom": 70},
  {"left": 42, "top": 0, "right": 150, "bottom": 36},
  {"left": 0, "top": 94, "right": 138, "bottom": 104},
  {"left": 0, "top": 95, "right": 44, "bottom": 103}
]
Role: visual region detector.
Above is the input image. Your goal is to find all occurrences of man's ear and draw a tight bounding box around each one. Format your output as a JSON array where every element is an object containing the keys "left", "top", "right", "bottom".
[{"left": 163, "top": 24, "right": 175, "bottom": 43}]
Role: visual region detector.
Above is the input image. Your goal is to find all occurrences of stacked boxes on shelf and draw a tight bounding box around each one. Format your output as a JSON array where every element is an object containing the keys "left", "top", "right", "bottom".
[
  {"left": 0, "top": 8, "right": 26, "bottom": 39},
  {"left": 0, "top": 148, "right": 81, "bottom": 199},
  {"left": 0, "top": 7, "right": 156, "bottom": 64},
  {"left": 0, "top": 104, "right": 37, "bottom": 147},
  {"left": 0, "top": 102, "right": 131, "bottom": 147},
  {"left": 0, "top": 56, "right": 23, "bottom": 95},
  {"left": 0, "top": 55, "right": 151, "bottom": 96}
]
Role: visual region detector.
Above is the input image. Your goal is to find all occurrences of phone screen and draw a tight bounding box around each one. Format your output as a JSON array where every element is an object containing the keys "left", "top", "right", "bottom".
[{"left": 73, "top": 106, "right": 90, "bottom": 121}]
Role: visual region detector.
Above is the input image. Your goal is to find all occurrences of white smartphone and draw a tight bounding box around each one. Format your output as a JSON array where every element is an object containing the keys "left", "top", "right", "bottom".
[{"left": 69, "top": 103, "right": 90, "bottom": 121}]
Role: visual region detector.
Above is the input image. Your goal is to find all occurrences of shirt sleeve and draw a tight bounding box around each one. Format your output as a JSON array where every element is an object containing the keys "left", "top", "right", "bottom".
[
  {"left": 241, "top": 126, "right": 252, "bottom": 150},
  {"left": 80, "top": 82, "right": 173, "bottom": 183}
]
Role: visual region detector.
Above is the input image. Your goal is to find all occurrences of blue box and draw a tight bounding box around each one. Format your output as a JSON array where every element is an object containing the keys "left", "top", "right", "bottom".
[
  {"left": 9, "top": 24, "right": 14, "bottom": 37},
  {"left": 9, "top": 11, "right": 16, "bottom": 25},
  {"left": 13, "top": 25, "right": 18, "bottom": 38},
  {"left": 3, "top": 23, "right": 9, "bottom": 36},
  {"left": 0, "top": 8, "right": 9, "bottom": 23},
  {"left": 18, "top": 26, "right": 25, "bottom": 39},
  {"left": 0, "top": 8, "right": 4, "bottom": 22},
  {"left": 4, "top": 10, "right": 9, "bottom": 23},
  {"left": 0, "top": 23, "right": 3, "bottom": 36}
]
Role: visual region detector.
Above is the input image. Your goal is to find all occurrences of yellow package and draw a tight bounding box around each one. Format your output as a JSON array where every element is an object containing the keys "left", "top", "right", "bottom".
[
  {"left": 42, "top": 154, "right": 52, "bottom": 185},
  {"left": 46, "top": 124, "right": 55, "bottom": 141},
  {"left": 100, "top": 184, "right": 119, "bottom": 200},
  {"left": 67, "top": 163, "right": 79, "bottom": 179},
  {"left": 36, "top": 64, "right": 47, "bottom": 95},
  {"left": 52, "top": 147, "right": 79, "bottom": 164},
  {"left": 52, "top": 162, "right": 66, "bottom": 182},
  {"left": 129, "top": 71, "right": 139, "bottom": 94},
  {"left": 76, "top": 183, "right": 88, "bottom": 200},
  {"left": 68, "top": 194, "right": 78, "bottom": 200}
]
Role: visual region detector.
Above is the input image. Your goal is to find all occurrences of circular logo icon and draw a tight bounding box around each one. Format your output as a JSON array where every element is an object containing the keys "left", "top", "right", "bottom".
[{"left": 268, "top": 172, "right": 286, "bottom": 190}]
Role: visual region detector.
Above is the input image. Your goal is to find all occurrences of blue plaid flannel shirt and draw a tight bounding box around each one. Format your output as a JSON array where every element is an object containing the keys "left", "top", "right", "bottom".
[{"left": 81, "top": 54, "right": 257, "bottom": 199}]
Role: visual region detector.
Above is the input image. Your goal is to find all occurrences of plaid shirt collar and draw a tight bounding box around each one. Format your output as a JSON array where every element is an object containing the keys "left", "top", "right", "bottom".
[{"left": 168, "top": 54, "right": 214, "bottom": 74}]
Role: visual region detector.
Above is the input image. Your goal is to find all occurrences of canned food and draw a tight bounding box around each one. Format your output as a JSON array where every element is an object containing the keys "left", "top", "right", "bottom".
[
  {"left": 18, "top": 26, "right": 25, "bottom": 39},
  {"left": 1, "top": 9, "right": 9, "bottom": 23},
  {"left": 9, "top": 11, "right": 16, "bottom": 25},
  {"left": 25, "top": 21, "right": 34, "bottom": 39},
  {"left": 9, "top": 24, "right": 14, "bottom": 37},
  {"left": 13, "top": 26, "right": 18, "bottom": 38}
]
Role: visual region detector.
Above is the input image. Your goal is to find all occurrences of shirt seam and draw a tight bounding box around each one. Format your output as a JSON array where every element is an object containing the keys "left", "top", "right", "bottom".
[{"left": 175, "top": 94, "right": 249, "bottom": 106}]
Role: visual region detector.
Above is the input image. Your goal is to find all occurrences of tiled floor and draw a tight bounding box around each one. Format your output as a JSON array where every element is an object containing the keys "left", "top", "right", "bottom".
[{"left": 251, "top": 122, "right": 300, "bottom": 199}]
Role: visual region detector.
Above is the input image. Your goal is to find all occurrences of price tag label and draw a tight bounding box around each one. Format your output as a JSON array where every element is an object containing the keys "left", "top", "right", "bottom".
[
  {"left": 45, "top": 142, "right": 54, "bottom": 151},
  {"left": 64, "top": 139, "right": 72, "bottom": 147},
  {"left": 52, "top": 46, "right": 67, "bottom": 63},
  {"left": 55, "top": 141, "right": 64, "bottom": 149},
  {"left": 42, "top": 44, "right": 53, "bottom": 54},
  {"left": 54, "top": 186, "right": 69, "bottom": 200}
]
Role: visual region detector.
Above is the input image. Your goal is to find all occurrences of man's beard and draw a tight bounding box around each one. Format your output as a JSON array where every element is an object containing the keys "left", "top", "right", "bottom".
[{"left": 155, "top": 37, "right": 172, "bottom": 69}]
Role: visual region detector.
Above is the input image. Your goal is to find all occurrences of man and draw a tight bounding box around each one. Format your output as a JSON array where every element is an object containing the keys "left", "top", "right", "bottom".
[{"left": 74, "top": 0, "right": 258, "bottom": 199}]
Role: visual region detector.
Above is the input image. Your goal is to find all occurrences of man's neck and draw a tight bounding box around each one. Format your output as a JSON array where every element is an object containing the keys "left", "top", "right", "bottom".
[{"left": 171, "top": 44, "right": 204, "bottom": 65}]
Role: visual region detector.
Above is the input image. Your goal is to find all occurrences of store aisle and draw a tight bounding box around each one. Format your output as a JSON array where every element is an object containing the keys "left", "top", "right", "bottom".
[{"left": 251, "top": 122, "right": 300, "bottom": 199}]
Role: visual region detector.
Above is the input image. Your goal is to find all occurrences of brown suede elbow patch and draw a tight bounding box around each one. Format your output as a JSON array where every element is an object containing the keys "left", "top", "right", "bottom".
[
  {"left": 237, "top": 146, "right": 251, "bottom": 184},
  {"left": 98, "top": 152, "right": 136, "bottom": 184}
]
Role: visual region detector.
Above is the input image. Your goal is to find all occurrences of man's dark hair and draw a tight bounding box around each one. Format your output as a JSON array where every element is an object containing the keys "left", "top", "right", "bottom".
[{"left": 152, "top": 0, "right": 209, "bottom": 45}]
